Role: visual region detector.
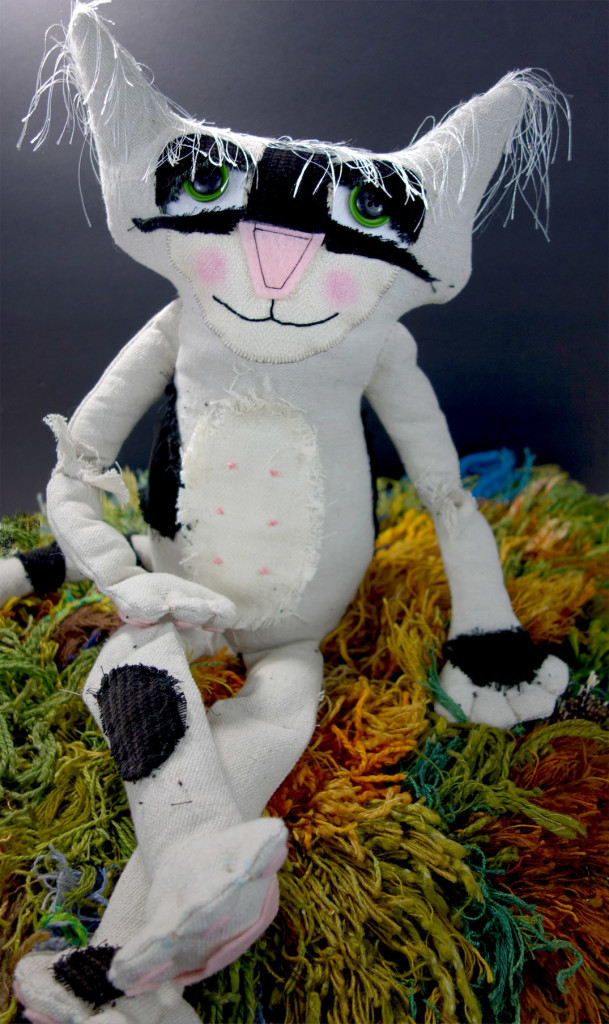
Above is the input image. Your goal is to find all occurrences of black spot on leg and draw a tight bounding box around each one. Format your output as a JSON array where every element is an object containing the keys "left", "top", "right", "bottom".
[
  {"left": 16, "top": 542, "right": 66, "bottom": 594},
  {"left": 97, "top": 665, "right": 188, "bottom": 781},
  {"left": 53, "top": 945, "right": 123, "bottom": 1008}
]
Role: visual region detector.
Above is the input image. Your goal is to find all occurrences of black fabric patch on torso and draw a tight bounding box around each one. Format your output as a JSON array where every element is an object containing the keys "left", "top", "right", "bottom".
[
  {"left": 96, "top": 664, "right": 188, "bottom": 782},
  {"left": 443, "top": 628, "right": 549, "bottom": 688},
  {"left": 141, "top": 379, "right": 182, "bottom": 539},
  {"left": 16, "top": 541, "right": 66, "bottom": 594},
  {"left": 53, "top": 945, "right": 123, "bottom": 1008},
  {"left": 127, "top": 535, "right": 146, "bottom": 569}
]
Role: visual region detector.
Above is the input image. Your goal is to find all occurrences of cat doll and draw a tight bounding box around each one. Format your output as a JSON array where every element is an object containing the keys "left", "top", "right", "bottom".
[{"left": 9, "top": 3, "right": 570, "bottom": 1021}]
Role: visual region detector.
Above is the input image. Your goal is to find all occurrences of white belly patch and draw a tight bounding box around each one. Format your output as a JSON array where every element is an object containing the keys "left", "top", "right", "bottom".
[{"left": 178, "top": 395, "right": 324, "bottom": 629}]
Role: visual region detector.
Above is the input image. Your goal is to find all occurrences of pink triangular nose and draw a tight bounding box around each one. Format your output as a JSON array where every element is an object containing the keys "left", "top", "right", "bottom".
[{"left": 239, "top": 222, "right": 324, "bottom": 298}]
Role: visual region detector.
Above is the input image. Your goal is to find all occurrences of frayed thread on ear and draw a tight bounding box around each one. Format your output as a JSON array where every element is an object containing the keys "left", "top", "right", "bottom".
[
  {"left": 17, "top": 0, "right": 195, "bottom": 172},
  {"left": 18, "top": 2, "right": 428, "bottom": 203},
  {"left": 18, "top": 1, "right": 110, "bottom": 155},
  {"left": 401, "top": 69, "right": 571, "bottom": 239},
  {"left": 19, "top": 8, "right": 568, "bottom": 237},
  {"left": 474, "top": 70, "right": 571, "bottom": 239}
]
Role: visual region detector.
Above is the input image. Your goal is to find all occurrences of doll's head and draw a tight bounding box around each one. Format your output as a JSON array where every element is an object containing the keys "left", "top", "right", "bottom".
[{"left": 21, "top": 2, "right": 569, "bottom": 362}]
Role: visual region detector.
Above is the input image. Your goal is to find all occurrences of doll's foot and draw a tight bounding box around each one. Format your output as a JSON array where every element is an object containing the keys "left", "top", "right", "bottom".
[
  {"left": 438, "top": 651, "right": 569, "bottom": 728},
  {"left": 14, "top": 949, "right": 90, "bottom": 1024},
  {"left": 109, "top": 817, "right": 287, "bottom": 994},
  {"left": 14, "top": 949, "right": 199, "bottom": 1024},
  {"left": 85, "top": 983, "right": 202, "bottom": 1024},
  {"left": 15, "top": 946, "right": 138, "bottom": 1024}
]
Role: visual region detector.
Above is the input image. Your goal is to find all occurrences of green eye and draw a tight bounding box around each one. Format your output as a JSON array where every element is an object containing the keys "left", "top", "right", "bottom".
[
  {"left": 183, "top": 162, "right": 230, "bottom": 202},
  {"left": 349, "top": 184, "right": 391, "bottom": 227}
]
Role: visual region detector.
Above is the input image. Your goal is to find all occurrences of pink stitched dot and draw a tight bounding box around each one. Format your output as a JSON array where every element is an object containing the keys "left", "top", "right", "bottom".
[
  {"left": 213, "top": 557, "right": 224, "bottom": 565},
  {"left": 269, "top": 520, "right": 278, "bottom": 527},
  {"left": 216, "top": 508, "right": 224, "bottom": 515},
  {"left": 270, "top": 469, "right": 280, "bottom": 477},
  {"left": 227, "top": 462, "right": 237, "bottom": 470},
  {"left": 259, "top": 567, "right": 270, "bottom": 575}
]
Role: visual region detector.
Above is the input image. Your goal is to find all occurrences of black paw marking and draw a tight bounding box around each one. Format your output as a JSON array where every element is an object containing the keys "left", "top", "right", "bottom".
[
  {"left": 443, "top": 628, "right": 548, "bottom": 688},
  {"left": 16, "top": 541, "right": 66, "bottom": 594}
]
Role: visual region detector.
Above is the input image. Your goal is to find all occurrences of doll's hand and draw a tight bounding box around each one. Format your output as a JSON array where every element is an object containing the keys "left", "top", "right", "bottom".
[
  {"left": 105, "top": 573, "right": 236, "bottom": 631},
  {"left": 437, "top": 630, "right": 569, "bottom": 728}
]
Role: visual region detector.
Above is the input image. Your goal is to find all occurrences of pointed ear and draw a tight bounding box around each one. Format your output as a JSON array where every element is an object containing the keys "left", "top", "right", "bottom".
[
  {"left": 392, "top": 72, "right": 569, "bottom": 304},
  {"left": 66, "top": 2, "right": 184, "bottom": 171},
  {"left": 63, "top": 3, "right": 196, "bottom": 275}
]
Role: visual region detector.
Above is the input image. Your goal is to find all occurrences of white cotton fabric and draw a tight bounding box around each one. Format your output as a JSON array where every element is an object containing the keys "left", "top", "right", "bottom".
[
  {"left": 168, "top": 232, "right": 398, "bottom": 363},
  {"left": 0, "top": 559, "right": 31, "bottom": 605},
  {"left": 178, "top": 395, "right": 324, "bottom": 629},
  {"left": 366, "top": 321, "right": 520, "bottom": 638},
  {"left": 13, "top": 5, "right": 574, "bottom": 1014}
]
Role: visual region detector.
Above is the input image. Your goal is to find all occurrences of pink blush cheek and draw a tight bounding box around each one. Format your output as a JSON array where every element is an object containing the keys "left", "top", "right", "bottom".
[
  {"left": 324, "top": 270, "right": 360, "bottom": 307},
  {"left": 194, "top": 250, "right": 228, "bottom": 288}
]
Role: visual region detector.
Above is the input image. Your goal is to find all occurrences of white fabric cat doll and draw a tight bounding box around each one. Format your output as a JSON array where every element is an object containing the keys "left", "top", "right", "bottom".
[{"left": 11, "top": 3, "right": 570, "bottom": 1021}]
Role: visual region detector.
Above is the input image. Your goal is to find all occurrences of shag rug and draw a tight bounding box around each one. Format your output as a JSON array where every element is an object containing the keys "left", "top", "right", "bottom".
[{"left": 0, "top": 457, "right": 607, "bottom": 1024}]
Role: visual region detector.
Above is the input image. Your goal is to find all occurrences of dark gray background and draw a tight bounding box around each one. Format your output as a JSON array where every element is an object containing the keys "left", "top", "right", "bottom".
[{"left": 1, "top": 0, "right": 607, "bottom": 514}]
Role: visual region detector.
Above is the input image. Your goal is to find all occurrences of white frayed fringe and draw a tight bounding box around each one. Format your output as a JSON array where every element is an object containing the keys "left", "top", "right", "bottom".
[
  {"left": 403, "top": 70, "right": 571, "bottom": 238},
  {"left": 19, "top": 3, "right": 570, "bottom": 234},
  {"left": 45, "top": 413, "right": 129, "bottom": 506},
  {"left": 413, "top": 473, "right": 478, "bottom": 532},
  {"left": 474, "top": 70, "right": 571, "bottom": 238}
]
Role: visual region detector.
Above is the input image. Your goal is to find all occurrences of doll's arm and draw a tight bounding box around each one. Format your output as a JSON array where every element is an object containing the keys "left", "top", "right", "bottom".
[
  {"left": 365, "top": 321, "right": 519, "bottom": 637},
  {"left": 45, "top": 300, "right": 180, "bottom": 586},
  {"left": 45, "top": 301, "right": 234, "bottom": 629},
  {"left": 365, "top": 322, "right": 568, "bottom": 725}
]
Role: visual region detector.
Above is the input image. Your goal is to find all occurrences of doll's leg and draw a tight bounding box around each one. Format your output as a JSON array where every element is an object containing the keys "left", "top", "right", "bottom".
[
  {"left": 14, "top": 849, "right": 197, "bottom": 1024},
  {"left": 207, "top": 640, "right": 324, "bottom": 818},
  {"left": 99, "top": 640, "right": 321, "bottom": 998},
  {"left": 76, "top": 622, "right": 286, "bottom": 995},
  {"left": 112, "top": 638, "right": 323, "bottom": 992},
  {"left": 15, "top": 632, "right": 319, "bottom": 1010}
]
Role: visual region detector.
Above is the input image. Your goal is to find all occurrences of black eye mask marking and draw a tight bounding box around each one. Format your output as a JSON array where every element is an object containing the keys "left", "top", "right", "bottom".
[
  {"left": 325, "top": 164, "right": 434, "bottom": 282},
  {"left": 342, "top": 165, "right": 426, "bottom": 245},
  {"left": 133, "top": 141, "right": 435, "bottom": 281},
  {"left": 156, "top": 134, "right": 249, "bottom": 207},
  {"left": 246, "top": 147, "right": 331, "bottom": 233},
  {"left": 133, "top": 207, "right": 242, "bottom": 235},
  {"left": 325, "top": 224, "right": 434, "bottom": 282},
  {"left": 133, "top": 133, "right": 248, "bottom": 235}
]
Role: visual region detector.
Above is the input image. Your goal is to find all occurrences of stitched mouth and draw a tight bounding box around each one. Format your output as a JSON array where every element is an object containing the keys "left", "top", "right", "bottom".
[{"left": 213, "top": 296, "right": 339, "bottom": 328}]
